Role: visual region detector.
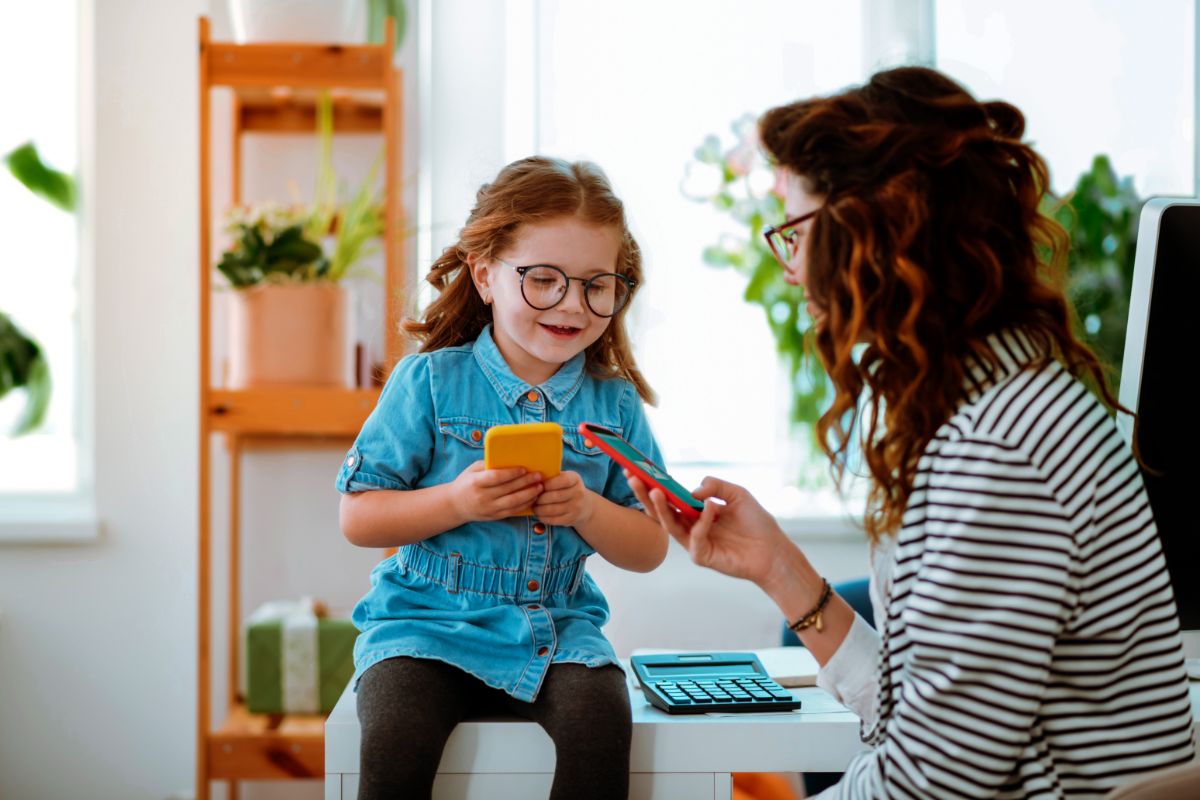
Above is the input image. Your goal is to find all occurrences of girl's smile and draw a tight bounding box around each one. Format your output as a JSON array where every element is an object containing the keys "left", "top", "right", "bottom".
[{"left": 540, "top": 323, "right": 584, "bottom": 339}]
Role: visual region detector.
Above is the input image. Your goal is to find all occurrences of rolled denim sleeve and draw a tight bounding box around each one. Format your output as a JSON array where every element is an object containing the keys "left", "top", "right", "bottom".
[
  {"left": 335, "top": 354, "right": 435, "bottom": 494},
  {"left": 603, "top": 381, "right": 664, "bottom": 509}
]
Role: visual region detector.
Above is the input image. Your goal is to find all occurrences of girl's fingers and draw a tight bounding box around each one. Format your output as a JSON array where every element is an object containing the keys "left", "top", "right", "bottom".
[
  {"left": 497, "top": 483, "right": 543, "bottom": 510},
  {"left": 534, "top": 488, "right": 575, "bottom": 506},
  {"left": 531, "top": 501, "right": 570, "bottom": 518},
  {"left": 477, "top": 466, "right": 531, "bottom": 487}
]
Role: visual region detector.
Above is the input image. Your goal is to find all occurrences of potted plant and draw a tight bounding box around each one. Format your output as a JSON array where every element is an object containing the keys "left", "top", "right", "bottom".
[
  {"left": 1, "top": 142, "right": 74, "bottom": 435},
  {"left": 217, "top": 92, "right": 384, "bottom": 389},
  {"left": 227, "top": 0, "right": 406, "bottom": 52}
]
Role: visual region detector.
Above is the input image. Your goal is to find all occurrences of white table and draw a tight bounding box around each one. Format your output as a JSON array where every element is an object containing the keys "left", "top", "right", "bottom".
[{"left": 324, "top": 665, "right": 863, "bottom": 799}]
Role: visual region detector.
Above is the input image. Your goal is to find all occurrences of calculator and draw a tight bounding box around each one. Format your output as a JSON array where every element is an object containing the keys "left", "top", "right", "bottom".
[{"left": 630, "top": 652, "right": 801, "bottom": 714}]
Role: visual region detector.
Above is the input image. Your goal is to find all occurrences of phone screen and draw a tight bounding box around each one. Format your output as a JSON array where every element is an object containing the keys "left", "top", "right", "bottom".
[{"left": 586, "top": 426, "right": 705, "bottom": 513}]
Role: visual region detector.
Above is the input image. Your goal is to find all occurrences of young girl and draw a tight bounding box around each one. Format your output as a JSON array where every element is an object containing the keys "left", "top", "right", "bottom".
[{"left": 336, "top": 156, "right": 668, "bottom": 799}]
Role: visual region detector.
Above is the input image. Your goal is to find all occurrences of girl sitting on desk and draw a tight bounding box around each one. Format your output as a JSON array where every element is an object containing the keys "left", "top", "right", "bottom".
[{"left": 629, "top": 66, "right": 1195, "bottom": 798}]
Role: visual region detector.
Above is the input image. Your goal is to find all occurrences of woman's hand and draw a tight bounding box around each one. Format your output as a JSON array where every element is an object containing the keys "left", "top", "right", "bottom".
[
  {"left": 627, "top": 473, "right": 794, "bottom": 589},
  {"left": 450, "top": 461, "right": 544, "bottom": 522},
  {"left": 532, "top": 471, "right": 594, "bottom": 528}
]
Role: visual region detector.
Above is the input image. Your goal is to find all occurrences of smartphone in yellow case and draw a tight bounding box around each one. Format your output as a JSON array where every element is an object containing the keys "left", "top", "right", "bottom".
[{"left": 484, "top": 422, "right": 563, "bottom": 516}]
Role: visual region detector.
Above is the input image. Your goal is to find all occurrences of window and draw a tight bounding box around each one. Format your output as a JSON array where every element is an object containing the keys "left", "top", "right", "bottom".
[
  {"left": 520, "top": 0, "right": 870, "bottom": 527},
  {"left": 0, "top": 0, "right": 92, "bottom": 538},
  {"left": 425, "top": 0, "right": 1196, "bottom": 534},
  {"left": 935, "top": 0, "right": 1194, "bottom": 197}
]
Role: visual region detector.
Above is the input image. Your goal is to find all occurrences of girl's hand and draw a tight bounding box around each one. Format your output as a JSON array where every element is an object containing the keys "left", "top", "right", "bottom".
[
  {"left": 626, "top": 472, "right": 792, "bottom": 588},
  {"left": 532, "top": 471, "right": 594, "bottom": 528},
  {"left": 451, "top": 461, "right": 544, "bottom": 522}
]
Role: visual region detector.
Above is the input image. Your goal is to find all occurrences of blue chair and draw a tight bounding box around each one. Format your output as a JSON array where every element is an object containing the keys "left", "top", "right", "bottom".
[{"left": 780, "top": 577, "right": 874, "bottom": 795}]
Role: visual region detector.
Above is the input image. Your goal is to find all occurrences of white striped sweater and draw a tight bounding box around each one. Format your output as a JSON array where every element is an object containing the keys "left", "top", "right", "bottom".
[{"left": 825, "top": 328, "right": 1195, "bottom": 798}]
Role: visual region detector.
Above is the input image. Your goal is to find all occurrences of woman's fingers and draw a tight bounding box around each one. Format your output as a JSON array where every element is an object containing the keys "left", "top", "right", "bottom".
[
  {"left": 683, "top": 500, "right": 722, "bottom": 565},
  {"left": 626, "top": 474, "right": 661, "bottom": 523},
  {"left": 693, "top": 475, "right": 738, "bottom": 502},
  {"left": 648, "top": 488, "right": 689, "bottom": 540}
]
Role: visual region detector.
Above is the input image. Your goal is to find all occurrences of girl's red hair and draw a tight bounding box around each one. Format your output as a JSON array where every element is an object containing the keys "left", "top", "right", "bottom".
[{"left": 404, "top": 156, "right": 654, "bottom": 403}]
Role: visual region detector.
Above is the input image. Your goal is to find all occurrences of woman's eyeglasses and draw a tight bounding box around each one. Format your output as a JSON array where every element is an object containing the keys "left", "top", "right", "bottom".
[
  {"left": 495, "top": 258, "right": 636, "bottom": 318},
  {"left": 763, "top": 209, "right": 819, "bottom": 267}
]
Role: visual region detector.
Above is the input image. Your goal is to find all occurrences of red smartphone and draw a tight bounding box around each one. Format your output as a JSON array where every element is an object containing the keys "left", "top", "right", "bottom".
[{"left": 579, "top": 422, "right": 705, "bottom": 521}]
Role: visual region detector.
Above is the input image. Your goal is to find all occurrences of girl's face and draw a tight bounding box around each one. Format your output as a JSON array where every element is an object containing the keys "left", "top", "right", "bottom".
[
  {"left": 471, "top": 216, "right": 622, "bottom": 385},
  {"left": 781, "top": 171, "right": 826, "bottom": 325}
]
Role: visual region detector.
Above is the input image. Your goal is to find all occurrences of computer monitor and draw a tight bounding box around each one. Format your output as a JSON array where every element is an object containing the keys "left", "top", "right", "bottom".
[{"left": 1118, "top": 197, "right": 1200, "bottom": 658}]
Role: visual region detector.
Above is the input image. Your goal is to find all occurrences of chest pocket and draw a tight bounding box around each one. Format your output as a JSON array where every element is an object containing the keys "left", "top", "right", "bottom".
[{"left": 438, "top": 418, "right": 492, "bottom": 450}]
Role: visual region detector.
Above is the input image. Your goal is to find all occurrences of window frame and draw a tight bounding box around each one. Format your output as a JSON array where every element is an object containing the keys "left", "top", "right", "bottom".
[{"left": 0, "top": 0, "right": 98, "bottom": 543}]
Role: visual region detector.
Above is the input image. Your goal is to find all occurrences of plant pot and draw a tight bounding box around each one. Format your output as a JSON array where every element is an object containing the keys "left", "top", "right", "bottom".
[
  {"left": 228, "top": 282, "right": 350, "bottom": 388},
  {"left": 227, "top": 0, "right": 365, "bottom": 44}
]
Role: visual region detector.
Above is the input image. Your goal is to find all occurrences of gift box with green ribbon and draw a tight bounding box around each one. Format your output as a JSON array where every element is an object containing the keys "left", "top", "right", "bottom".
[{"left": 244, "top": 598, "right": 358, "bottom": 715}]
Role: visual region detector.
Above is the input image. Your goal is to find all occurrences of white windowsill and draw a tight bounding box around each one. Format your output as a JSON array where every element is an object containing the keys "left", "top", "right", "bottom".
[{"left": 0, "top": 497, "right": 101, "bottom": 544}]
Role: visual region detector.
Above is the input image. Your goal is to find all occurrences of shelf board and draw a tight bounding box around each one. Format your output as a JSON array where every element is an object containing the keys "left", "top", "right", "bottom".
[
  {"left": 207, "top": 387, "right": 380, "bottom": 436},
  {"left": 208, "top": 702, "right": 325, "bottom": 780},
  {"left": 206, "top": 40, "right": 390, "bottom": 90},
  {"left": 235, "top": 87, "right": 384, "bottom": 133}
]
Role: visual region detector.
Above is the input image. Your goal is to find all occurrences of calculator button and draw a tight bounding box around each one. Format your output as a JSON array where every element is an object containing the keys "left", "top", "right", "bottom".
[{"left": 689, "top": 696, "right": 714, "bottom": 703}]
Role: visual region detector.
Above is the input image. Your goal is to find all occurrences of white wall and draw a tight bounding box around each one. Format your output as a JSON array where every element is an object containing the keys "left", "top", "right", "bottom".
[
  {"left": 0, "top": 1, "right": 203, "bottom": 798},
  {"left": 0, "top": 3, "right": 868, "bottom": 799}
]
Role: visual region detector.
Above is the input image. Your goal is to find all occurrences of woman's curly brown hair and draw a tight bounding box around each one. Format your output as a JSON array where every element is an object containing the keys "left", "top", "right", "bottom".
[
  {"left": 403, "top": 156, "right": 654, "bottom": 403},
  {"left": 760, "top": 66, "right": 1126, "bottom": 542}
]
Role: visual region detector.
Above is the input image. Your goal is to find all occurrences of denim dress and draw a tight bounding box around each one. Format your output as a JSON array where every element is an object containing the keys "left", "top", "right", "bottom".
[{"left": 335, "top": 325, "right": 663, "bottom": 702}]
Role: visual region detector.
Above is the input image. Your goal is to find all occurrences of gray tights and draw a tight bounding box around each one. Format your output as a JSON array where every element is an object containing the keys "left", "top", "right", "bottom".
[{"left": 356, "top": 656, "right": 631, "bottom": 799}]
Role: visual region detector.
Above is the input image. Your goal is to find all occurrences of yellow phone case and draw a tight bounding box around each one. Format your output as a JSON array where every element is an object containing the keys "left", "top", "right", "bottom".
[{"left": 484, "top": 422, "right": 563, "bottom": 516}]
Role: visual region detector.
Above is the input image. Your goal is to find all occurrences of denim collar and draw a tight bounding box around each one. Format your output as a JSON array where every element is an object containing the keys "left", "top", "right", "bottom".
[
  {"left": 472, "top": 324, "right": 587, "bottom": 411},
  {"left": 961, "top": 327, "right": 1050, "bottom": 403}
]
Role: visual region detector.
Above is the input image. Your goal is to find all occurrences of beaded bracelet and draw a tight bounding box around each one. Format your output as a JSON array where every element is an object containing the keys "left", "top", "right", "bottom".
[{"left": 787, "top": 578, "right": 833, "bottom": 634}]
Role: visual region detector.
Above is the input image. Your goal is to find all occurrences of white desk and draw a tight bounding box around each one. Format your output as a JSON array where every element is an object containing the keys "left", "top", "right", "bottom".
[{"left": 324, "top": 667, "right": 863, "bottom": 799}]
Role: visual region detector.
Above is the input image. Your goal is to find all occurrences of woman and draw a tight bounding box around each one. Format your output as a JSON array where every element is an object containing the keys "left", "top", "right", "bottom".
[{"left": 630, "top": 67, "right": 1195, "bottom": 798}]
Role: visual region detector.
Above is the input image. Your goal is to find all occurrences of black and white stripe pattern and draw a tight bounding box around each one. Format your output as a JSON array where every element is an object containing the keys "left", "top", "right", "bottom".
[{"left": 836, "top": 328, "right": 1195, "bottom": 798}]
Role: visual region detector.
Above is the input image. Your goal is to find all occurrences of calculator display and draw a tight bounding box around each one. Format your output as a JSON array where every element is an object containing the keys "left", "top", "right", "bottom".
[{"left": 643, "top": 663, "right": 759, "bottom": 678}]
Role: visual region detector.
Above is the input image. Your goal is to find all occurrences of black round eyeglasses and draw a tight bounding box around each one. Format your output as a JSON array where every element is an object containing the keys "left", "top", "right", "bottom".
[{"left": 495, "top": 258, "right": 636, "bottom": 318}]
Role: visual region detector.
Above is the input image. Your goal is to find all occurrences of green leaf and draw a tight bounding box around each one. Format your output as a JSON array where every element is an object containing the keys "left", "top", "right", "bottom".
[
  {"left": 366, "top": 0, "right": 407, "bottom": 53},
  {"left": 0, "top": 311, "right": 52, "bottom": 435},
  {"left": 4, "top": 141, "right": 76, "bottom": 212}
]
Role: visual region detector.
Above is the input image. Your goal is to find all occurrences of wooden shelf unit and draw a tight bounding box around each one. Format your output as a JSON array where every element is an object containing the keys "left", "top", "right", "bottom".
[{"left": 196, "top": 15, "right": 403, "bottom": 799}]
